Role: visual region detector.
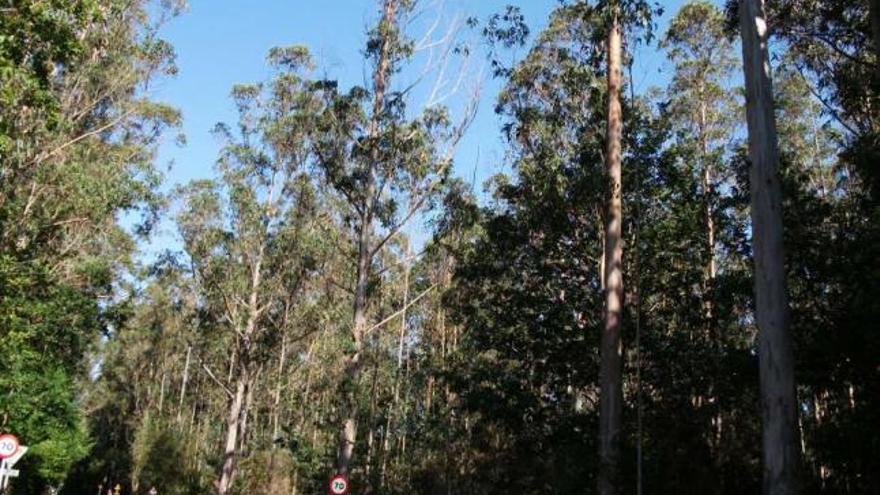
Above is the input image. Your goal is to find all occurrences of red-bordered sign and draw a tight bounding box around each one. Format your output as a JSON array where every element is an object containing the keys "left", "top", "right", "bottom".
[
  {"left": 328, "top": 473, "right": 349, "bottom": 495},
  {"left": 0, "top": 434, "right": 20, "bottom": 460}
]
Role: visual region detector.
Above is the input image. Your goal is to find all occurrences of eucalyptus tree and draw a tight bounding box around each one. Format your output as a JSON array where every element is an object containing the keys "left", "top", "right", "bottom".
[
  {"left": 591, "top": 1, "right": 657, "bottom": 492},
  {"left": 661, "top": 0, "right": 738, "bottom": 331},
  {"left": 308, "top": 0, "right": 472, "bottom": 476},
  {"left": 0, "top": 0, "right": 182, "bottom": 266},
  {"left": 176, "top": 47, "right": 328, "bottom": 495},
  {"left": 772, "top": 52, "right": 879, "bottom": 495},
  {"left": 737, "top": 0, "right": 801, "bottom": 493},
  {"left": 765, "top": 0, "right": 879, "bottom": 197},
  {"left": 475, "top": 2, "right": 656, "bottom": 491},
  {"left": 452, "top": 8, "right": 609, "bottom": 490},
  {"left": 0, "top": 1, "right": 182, "bottom": 492},
  {"left": 774, "top": 62, "right": 840, "bottom": 197},
  {"left": 444, "top": 2, "right": 667, "bottom": 492}
]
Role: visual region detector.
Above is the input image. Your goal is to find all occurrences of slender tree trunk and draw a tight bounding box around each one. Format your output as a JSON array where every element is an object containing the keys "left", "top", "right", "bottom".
[
  {"left": 365, "top": 357, "right": 380, "bottom": 483},
  {"left": 227, "top": 346, "right": 237, "bottom": 383},
  {"left": 217, "top": 241, "right": 265, "bottom": 495},
  {"left": 381, "top": 252, "right": 410, "bottom": 488},
  {"left": 739, "top": 1, "right": 801, "bottom": 493},
  {"left": 425, "top": 375, "right": 434, "bottom": 415},
  {"left": 239, "top": 369, "right": 257, "bottom": 453},
  {"left": 158, "top": 366, "right": 168, "bottom": 414},
  {"left": 598, "top": 12, "right": 624, "bottom": 495},
  {"left": 336, "top": 0, "right": 397, "bottom": 476},
  {"left": 395, "top": 354, "right": 412, "bottom": 469},
  {"left": 189, "top": 402, "right": 197, "bottom": 436},
  {"left": 298, "top": 337, "right": 318, "bottom": 430},
  {"left": 700, "top": 90, "right": 724, "bottom": 490},
  {"left": 336, "top": 213, "right": 370, "bottom": 474},
  {"left": 218, "top": 371, "right": 248, "bottom": 495},
  {"left": 699, "top": 96, "right": 716, "bottom": 334},
  {"left": 273, "top": 334, "right": 288, "bottom": 441},
  {"left": 177, "top": 344, "right": 192, "bottom": 424}
]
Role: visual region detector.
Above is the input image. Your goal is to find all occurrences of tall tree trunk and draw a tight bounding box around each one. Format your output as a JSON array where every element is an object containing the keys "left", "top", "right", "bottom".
[
  {"left": 217, "top": 370, "right": 248, "bottom": 495},
  {"left": 298, "top": 337, "right": 319, "bottom": 430},
  {"left": 239, "top": 368, "right": 257, "bottom": 453},
  {"left": 158, "top": 365, "right": 168, "bottom": 414},
  {"left": 336, "top": 0, "right": 397, "bottom": 476},
  {"left": 336, "top": 210, "right": 371, "bottom": 475},
  {"left": 217, "top": 240, "right": 265, "bottom": 495},
  {"left": 598, "top": 12, "right": 624, "bottom": 495},
  {"left": 738, "top": 1, "right": 801, "bottom": 493},
  {"left": 272, "top": 334, "right": 288, "bottom": 442},
  {"left": 365, "top": 356, "right": 380, "bottom": 482},
  {"left": 177, "top": 344, "right": 192, "bottom": 424},
  {"left": 395, "top": 353, "right": 412, "bottom": 469},
  {"left": 381, "top": 251, "right": 410, "bottom": 489},
  {"left": 699, "top": 95, "right": 716, "bottom": 335}
]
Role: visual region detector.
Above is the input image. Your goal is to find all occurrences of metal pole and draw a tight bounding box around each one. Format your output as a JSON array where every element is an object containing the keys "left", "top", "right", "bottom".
[{"left": 0, "top": 458, "right": 8, "bottom": 492}]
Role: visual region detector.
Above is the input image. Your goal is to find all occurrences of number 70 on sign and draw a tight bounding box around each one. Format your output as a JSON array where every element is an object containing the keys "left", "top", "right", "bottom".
[{"left": 328, "top": 474, "right": 349, "bottom": 494}]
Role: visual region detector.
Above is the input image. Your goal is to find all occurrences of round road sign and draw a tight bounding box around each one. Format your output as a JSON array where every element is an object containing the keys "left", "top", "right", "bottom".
[
  {"left": 0, "top": 434, "right": 20, "bottom": 459},
  {"left": 328, "top": 474, "right": 349, "bottom": 495}
]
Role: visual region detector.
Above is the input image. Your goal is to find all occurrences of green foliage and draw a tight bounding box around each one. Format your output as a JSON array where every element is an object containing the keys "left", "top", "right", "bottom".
[
  {"left": 233, "top": 450, "right": 296, "bottom": 495},
  {"left": 440, "top": 1, "right": 873, "bottom": 493},
  {"left": 4, "top": 2, "right": 878, "bottom": 495},
  {"left": 1, "top": 1, "right": 180, "bottom": 493},
  {"left": 446, "top": 6, "right": 612, "bottom": 491},
  {"left": 0, "top": 0, "right": 99, "bottom": 154},
  {"left": 131, "top": 419, "right": 205, "bottom": 495},
  {"left": 0, "top": 256, "right": 97, "bottom": 491}
]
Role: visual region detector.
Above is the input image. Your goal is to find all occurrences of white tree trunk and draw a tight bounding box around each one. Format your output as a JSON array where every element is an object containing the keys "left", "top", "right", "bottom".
[
  {"left": 217, "top": 373, "right": 247, "bottom": 495},
  {"left": 217, "top": 238, "right": 264, "bottom": 495},
  {"left": 177, "top": 344, "right": 192, "bottom": 424},
  {"left": 739, "top": 1, "right": 801, "bottom": 493},
  {"left": 272, "top": 334, "right": 287, "bottom": 441}
]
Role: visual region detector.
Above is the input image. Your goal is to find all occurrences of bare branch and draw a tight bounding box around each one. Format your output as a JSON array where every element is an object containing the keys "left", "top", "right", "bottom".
[
  {"left": 200, "top": 360, "right": 234, "bottom": 399},
  {"left": 363, "top": 283, "right": 438, "bottom": 337},
  {"left": 374, "top": 247, "right": 427, "bottom": 278},
  {"left": 795, "top": 65, "right": 859, "bottom": 137},
  {"left": 370, "top": 192, "right": 430, "bottom": 258},
  {"left": 29, "top": 109, "right": 135, "bottom": 168}
]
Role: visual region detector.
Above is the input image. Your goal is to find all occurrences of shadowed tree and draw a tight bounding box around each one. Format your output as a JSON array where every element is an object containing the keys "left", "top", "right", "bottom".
[
  {"left": 737, "top": 0, "right": 801, "bottom": 493},
  {"left": 591, "top": 1, "right": 657, "bottom": 492}
]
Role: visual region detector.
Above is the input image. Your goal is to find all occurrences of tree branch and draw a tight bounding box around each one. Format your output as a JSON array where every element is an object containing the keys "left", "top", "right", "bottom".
[
  {"left": 363, "top": 283, "right": 437, "bottom": 337},
  {"left": 795, "top": 65, "right": 859, "bottom": 137},
  {"left": 29, "top": 109, "right": 135, "bottom": 167},
  {"left": 200, "top": 360, "right": 234, "bottom": 399},
  {"left": 370, "top": 192, "right": 430, "bottom": 258}
]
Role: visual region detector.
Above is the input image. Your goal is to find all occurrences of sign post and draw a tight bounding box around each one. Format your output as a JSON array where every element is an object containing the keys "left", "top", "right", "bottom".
[
  {"left": 0, "top": 434, "right": 26, "bottom": 491},
  {"left": 328, "top": 474, "right": 349, "bottom": 495}
]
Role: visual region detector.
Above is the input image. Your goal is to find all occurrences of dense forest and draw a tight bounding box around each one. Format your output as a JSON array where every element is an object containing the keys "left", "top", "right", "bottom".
[{"left": 1, "top": 0, "right": 877, "bottom": 494}]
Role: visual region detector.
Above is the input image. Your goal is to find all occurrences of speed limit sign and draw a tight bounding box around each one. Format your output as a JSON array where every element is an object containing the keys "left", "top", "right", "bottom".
[
  {"left": 328, "top": 474, "right": 349, "bottom": 495},
  {"left": 0, "top": 435, "right": 19, "bottom": 459}
]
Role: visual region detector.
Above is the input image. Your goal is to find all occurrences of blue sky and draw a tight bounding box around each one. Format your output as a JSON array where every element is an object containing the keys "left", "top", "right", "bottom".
[{"left": 141, "top": 0, "right": 694, "bottom": 254}]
